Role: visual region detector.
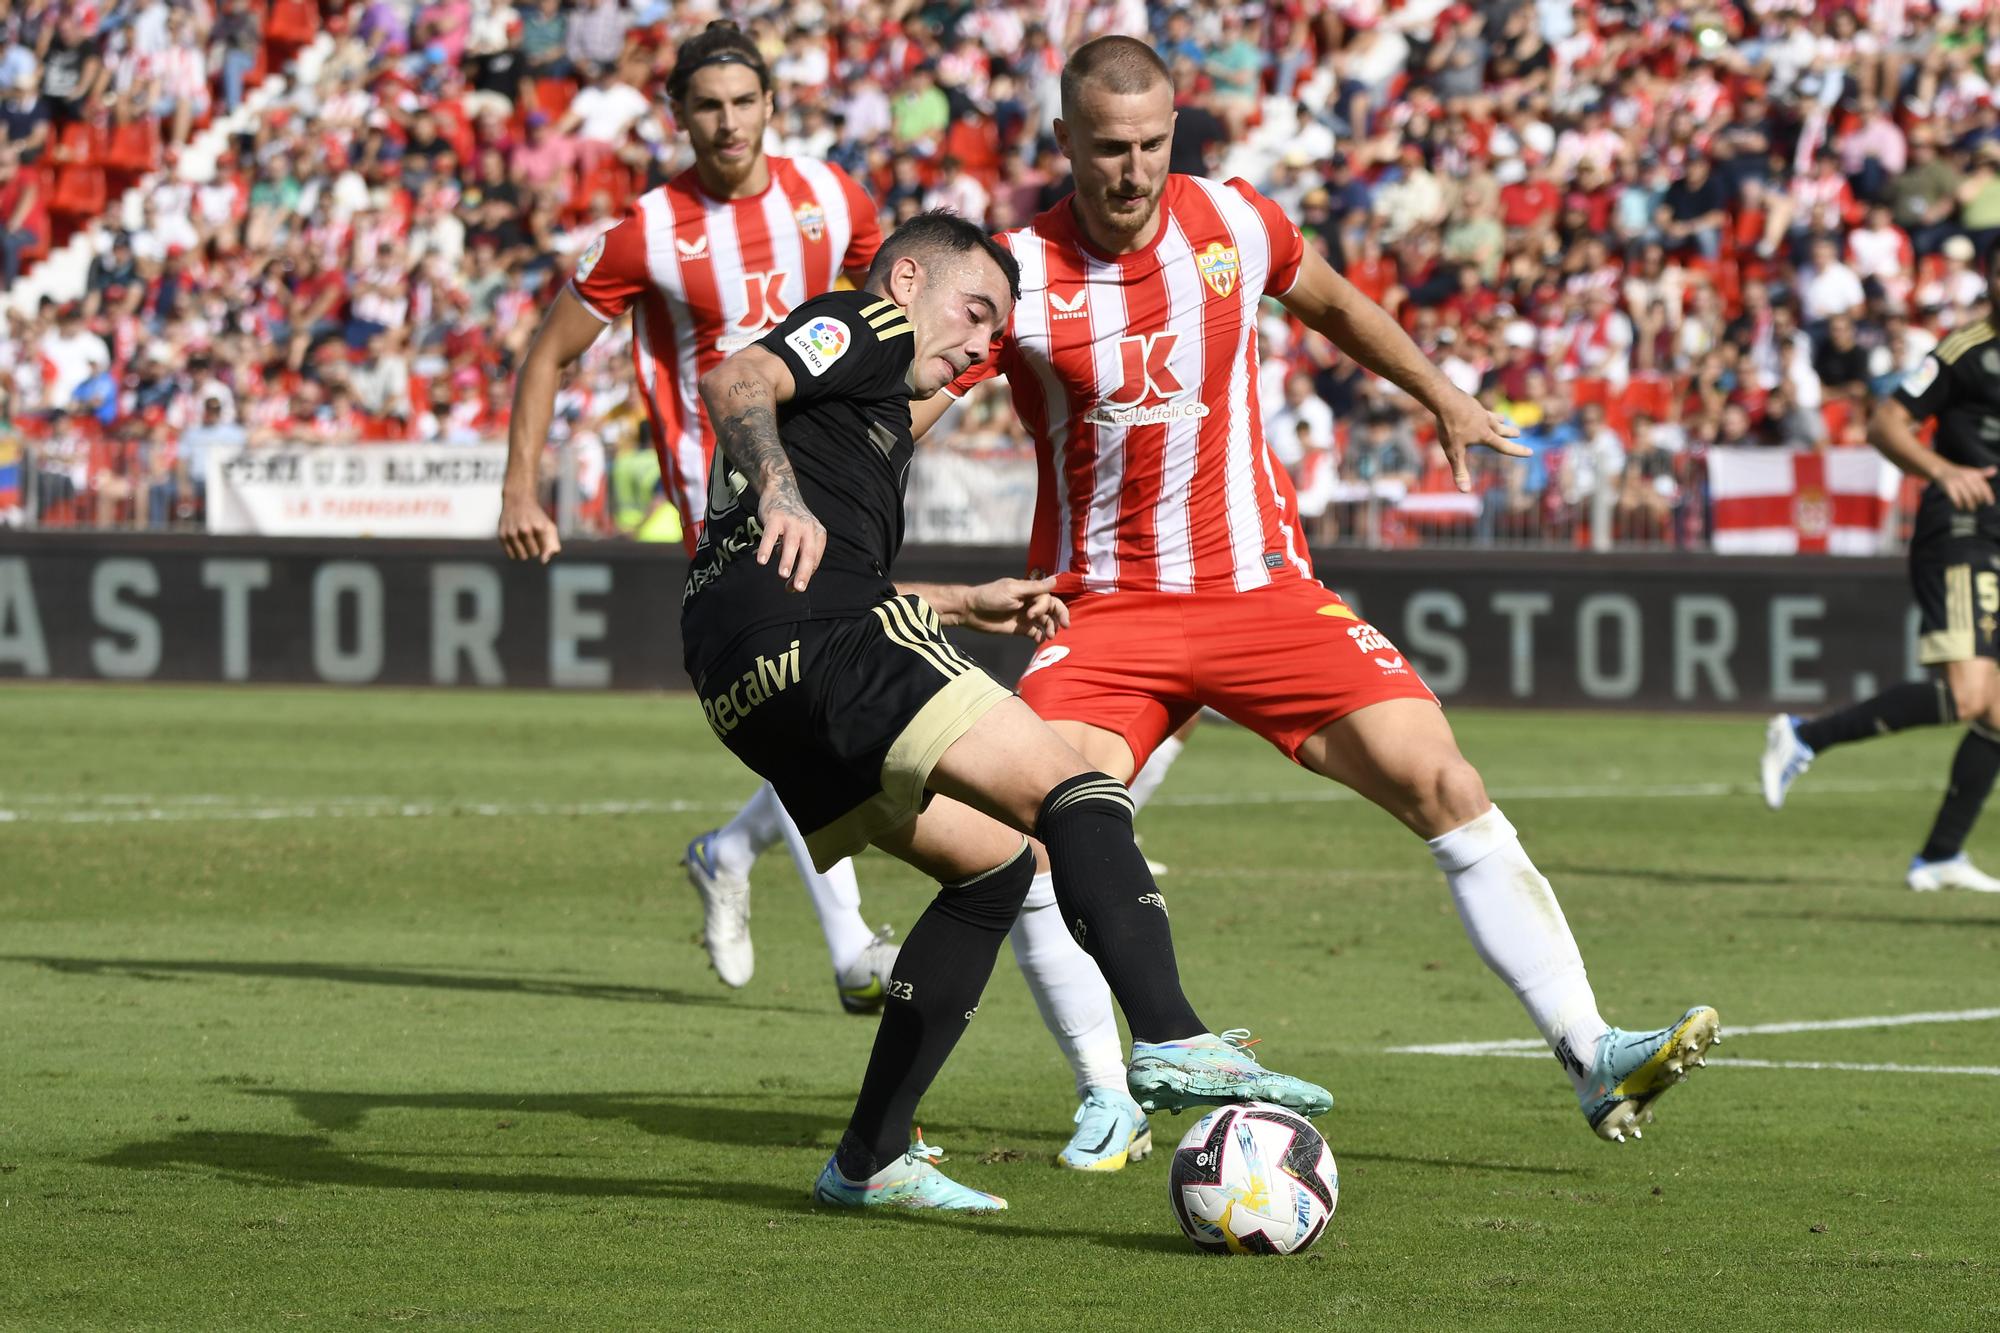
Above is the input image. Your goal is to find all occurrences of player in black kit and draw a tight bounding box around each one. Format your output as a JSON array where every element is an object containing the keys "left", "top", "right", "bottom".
[
  {"left": 1762, "top": 250, "right": 2000, "bottom": 893},
  {"left": 684, "top": 211, "right": 1330, "bottom": 1212}
]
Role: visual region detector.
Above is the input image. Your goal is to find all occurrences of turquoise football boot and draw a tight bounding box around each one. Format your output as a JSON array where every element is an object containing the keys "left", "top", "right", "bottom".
[
  {"left": 1581, "top": 1006, "right": 1722, "bottom": 1142},
  {"left": 1056, "top": 1087, "right": 1153, "bottom": 1171},
  {"left": 1127, "top": 1029, "right": 1333, "bottom": 1117},
  {"left": 812, "top": 1137, "right": 1007, "bottom": 1212}
]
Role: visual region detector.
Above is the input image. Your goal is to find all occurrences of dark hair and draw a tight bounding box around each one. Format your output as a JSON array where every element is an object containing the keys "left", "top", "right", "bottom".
[
  {"left": 1060, "top": 35, "right": 1171, "bottom": 120},
  {"left": 868, "top": 210, "right": 1021, "bottom": 302},
  {"left": 666, "top": 20, "right": 770, "bottom": 103}
]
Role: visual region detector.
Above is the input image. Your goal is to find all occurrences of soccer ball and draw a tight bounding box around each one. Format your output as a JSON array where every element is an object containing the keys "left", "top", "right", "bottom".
[{"left": 1167, "top": 1102, "right": 1338, "bottom": 1255}]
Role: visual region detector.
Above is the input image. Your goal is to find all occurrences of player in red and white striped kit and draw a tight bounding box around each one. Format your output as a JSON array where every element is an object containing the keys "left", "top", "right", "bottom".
[
  {"left": 498, "top": 23, "right": 899, "bottom": 1010},
  {"left": 919, "top": 38, "right": 1722, "bottom": 1153}
]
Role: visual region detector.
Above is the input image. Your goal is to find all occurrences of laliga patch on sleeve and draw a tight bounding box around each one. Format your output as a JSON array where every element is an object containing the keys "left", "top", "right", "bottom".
[
  {"left": 1903, "top": 355, "right": 1940, "bottom": 397},
  {"left": 576, "top": 233, "right": 607, "bottom": 282},
  {"left": 785, "top": 317, "right": 851, "bottom": 377}
]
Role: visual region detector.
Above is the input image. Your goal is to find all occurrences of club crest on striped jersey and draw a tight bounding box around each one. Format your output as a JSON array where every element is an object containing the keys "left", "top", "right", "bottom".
[
  {"left": 576, "top": 233, "right": 607, "bottom": 282},
  {"left": 785, "top": 316, "right": 850, "bottom": 376},
  {"left": 1196, "top": 242, "right": 1240, "bottom": 298},
  {"left": 794, "top": 201, "right": 827, "bottom": 243}
]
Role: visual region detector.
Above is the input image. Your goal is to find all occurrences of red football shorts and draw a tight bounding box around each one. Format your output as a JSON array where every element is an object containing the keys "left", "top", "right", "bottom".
[{"left": 1015, "top": 580, "right": 1438, "bottom": 771}]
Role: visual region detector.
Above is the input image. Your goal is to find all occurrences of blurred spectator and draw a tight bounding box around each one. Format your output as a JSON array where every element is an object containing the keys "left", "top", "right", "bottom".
[
  {"left": 0, "top": 144, "right": 41, "bottom": 284},
  {"left": 1265, "top": 371, "right": 1336, "bottom": 477},
  {"left": 9, "top": 0, "right": 2000, "bottom": 549},
  {"left": 565, "top": 0, "right": 630, "bottom": 77}
]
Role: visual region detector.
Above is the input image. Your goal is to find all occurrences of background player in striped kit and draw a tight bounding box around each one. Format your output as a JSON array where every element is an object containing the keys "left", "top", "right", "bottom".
[
  {"left": 920, "top": 36, "right": 1722, "bottom": 1147},
  {"left": 497, "top": 22, "right": 1189, "bottom": 1170}
]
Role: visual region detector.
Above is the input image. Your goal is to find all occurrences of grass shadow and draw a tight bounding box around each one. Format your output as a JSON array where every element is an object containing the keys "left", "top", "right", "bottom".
[
  {"left": 1740, "top": 911, "right": 2000, "bottom": 930},
  {"left": 1540, "top": 864, "right": 1795, "bottom": 889},
  {"left": 1338, "top": 1151, "right": 1576, "bottom": 1177},
  {"left": 1, "top": 954, "right": 809, "bottom": 1012},
  {"left": 87, "top": 1130, "right": 1201, "bottom": 1254},
  {"left": 246, "top": 1087, "right": 852, "bottom": 1148}
]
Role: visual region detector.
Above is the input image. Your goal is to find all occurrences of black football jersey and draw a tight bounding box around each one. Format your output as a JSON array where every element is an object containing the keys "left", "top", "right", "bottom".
[
  {"left": 682, "top": 290, "right": 918, "bottom": 663},
  {"left": 1896, "top": 318, "right": 2000, "bottom": 539}
]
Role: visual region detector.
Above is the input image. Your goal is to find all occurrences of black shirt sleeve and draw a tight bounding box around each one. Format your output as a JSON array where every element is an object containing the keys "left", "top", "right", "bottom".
[
  {"left": 1894, "top": 353, "right": 1951, "bottom": 421},
  {"left": 758, "top": 292, "right": 914, "bottom": 409}
]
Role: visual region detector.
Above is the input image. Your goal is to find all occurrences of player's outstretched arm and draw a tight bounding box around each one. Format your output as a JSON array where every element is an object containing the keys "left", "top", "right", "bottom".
[
  {"left": 1279, "top": 245, "right": 1525, "bottom": 492},
  {"left": 1869, "top": 396, "right": 1996, "bottom": 510},
  {"left": 897, "top": 577, "right": 1070, "bottom": 642},
  {"left": 696, "top": 346, "right": 826, "bottom": 592},
  {"left": 500, "top": 287, "right": 610, "bottom": 563}
]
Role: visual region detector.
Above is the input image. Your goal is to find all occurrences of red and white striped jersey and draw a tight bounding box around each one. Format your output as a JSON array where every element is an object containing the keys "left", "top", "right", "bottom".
[
  {"left": 949, "top": 176, "right": 1310, "bottom": 595},
  {"left": 569, "top": 156, "right": 881, "bottom": 543}
]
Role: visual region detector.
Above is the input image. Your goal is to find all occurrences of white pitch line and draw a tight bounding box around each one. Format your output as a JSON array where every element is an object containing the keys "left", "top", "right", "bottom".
[
  {"left": 1394, "top": 1049, "right": 2000, "bottom": 1077},
  {"left": 1387, "top": 1006, "right": 2000, "bottom": 1056},
  {"left": 0, "top": 776, "right": 1940, "bottom": 826}
]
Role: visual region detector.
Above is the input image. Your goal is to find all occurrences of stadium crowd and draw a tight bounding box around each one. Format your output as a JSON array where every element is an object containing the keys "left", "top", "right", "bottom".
[{"left": 0, "top": 0, "right": 1995, "bottom": 544}]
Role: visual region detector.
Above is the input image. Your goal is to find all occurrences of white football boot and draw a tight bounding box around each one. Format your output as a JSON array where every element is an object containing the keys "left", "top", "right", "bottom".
[
  {"left": 1760, "top": 714, "right": 1814, "bottom": 810},
  {"left": 683, "top": 830, "right": 753, "bottom": 986},
  {"left": 1907, "top": 853, "right": 2000, "bottom": 893}
]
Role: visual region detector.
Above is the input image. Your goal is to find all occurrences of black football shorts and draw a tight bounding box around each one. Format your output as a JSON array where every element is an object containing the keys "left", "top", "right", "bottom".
[{"left": 690, "top": 594, "right": 1012, "bottom": 870}]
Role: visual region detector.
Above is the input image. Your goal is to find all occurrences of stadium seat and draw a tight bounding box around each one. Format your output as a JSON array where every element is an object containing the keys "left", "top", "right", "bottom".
[
  {"left": 532, "top": 78, "right": 579, "bottom": 120},
  {"left": 49, "top": 163, "right": 109, "bottom": 236},
  {"left": 265, "top": 0, "right": 320, "bottom": 65},
  {"left": 1621, "top": 375, "right": 1676, "bottom": 422}
]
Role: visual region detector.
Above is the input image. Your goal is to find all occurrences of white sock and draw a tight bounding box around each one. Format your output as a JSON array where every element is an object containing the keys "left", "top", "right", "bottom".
[
  {"left": 1427, "top": 806, "right": 1608, "bottom": 1094},
  {"left": 1127, "top": 733, "right": 1186, "bottom": 811},
  {"left": 1010, "top": 871, "right": 1127, "bottom": 1099},
  {"left": 771, "top": 801, "right": 876, "bottom": 975},
  {"left": 712, "top": 782, "right": 786, "bottom": 879}
]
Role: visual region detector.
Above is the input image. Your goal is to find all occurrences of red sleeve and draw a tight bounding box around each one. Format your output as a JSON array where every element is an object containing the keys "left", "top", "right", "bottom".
[
  {"left": 944, "top": 349, "right": 1002, "bottom": 399},
  {"left": 568, "top": 207, "right": 651, "bottom": 322},
  {"left": 1226, "top": 177, "right": 1306, "bottom": 296},
  {"left": 836, "top": 164, "right": 884, "bottom": 279}
]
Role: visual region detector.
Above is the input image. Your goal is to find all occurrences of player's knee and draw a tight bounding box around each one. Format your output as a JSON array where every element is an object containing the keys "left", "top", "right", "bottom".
[
  {"left": 1035, "top": 771, "right": 1136, "bottom": 842},
  {"left": 936, "top": 842, "right": 1036, "bottom": 932},
  {"left": 1412, "top": 757, "right": 1490, "bottom": 834},
  {"left": 1949, "top": 671, "right": 1990, "bottom": 721}
]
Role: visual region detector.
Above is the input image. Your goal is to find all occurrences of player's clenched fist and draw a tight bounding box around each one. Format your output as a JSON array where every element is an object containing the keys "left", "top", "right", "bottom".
[{"left": 499, "top": 492, "right": 563, "bottom": 563}]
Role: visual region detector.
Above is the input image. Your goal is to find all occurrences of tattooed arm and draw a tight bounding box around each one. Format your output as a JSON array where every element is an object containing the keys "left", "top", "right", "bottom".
[{"left": 697, "top": 345, "right": 826, "bottom": 592}]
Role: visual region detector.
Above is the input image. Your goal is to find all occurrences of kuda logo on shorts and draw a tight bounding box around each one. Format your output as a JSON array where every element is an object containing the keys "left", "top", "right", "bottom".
[
  {"left": 702, "top": 641, "right": 802, "bottom": 737},
  {"left": 1021, "top": 644, "right": 1070, "bottom": 677}
]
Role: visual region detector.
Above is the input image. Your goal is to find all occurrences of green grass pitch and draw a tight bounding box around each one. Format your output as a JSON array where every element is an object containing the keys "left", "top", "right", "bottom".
[{"left": 3, "top": 684, "right": 1996, "bottom": 1330}]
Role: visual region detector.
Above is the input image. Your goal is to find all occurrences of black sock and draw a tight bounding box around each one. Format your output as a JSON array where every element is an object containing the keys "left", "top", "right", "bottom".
[
  {"left": 1035, "top": 772, "right": 1205, "bottom": 1045},
  {"left": 1919, "top": 722, "right": 2000, "bottom": 863},
  {"left": 835, "top": 842, "right": 1035, "bottom": 1181},
  {"left": 1796, "top": 680, "right": 1956, "bottom": 753}
]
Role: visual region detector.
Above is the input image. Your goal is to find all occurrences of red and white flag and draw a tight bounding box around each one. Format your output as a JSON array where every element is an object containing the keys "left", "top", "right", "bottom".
[{"left": 1708, "top": 447, "right": 1903, "bottom": 555}]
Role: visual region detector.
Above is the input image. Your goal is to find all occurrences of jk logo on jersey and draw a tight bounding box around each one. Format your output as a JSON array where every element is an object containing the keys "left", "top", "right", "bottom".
[
  {"left": 1197, "top": 243, "right": 1240, "bottom": 299},
  {"left": 737, "top": 271, "right": 794, "bottom": 331},
  {"left": 1088, "top": 333, "right": 1207, "bottom": 426}
]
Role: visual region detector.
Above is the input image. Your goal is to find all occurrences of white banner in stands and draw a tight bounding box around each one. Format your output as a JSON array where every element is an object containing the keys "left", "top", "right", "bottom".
[{"left": 206, "top": 443, "right": 508, "bottom": 537}]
